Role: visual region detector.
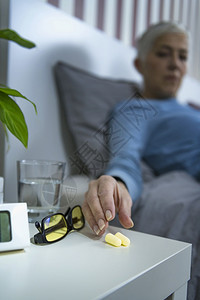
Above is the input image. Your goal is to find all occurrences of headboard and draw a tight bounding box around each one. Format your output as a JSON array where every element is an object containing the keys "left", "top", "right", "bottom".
[{"left": 4, "top": 0, "right": 200, "bottom": 202}]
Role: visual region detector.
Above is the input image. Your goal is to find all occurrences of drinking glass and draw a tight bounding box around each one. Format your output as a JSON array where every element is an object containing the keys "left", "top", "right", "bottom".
[{"left": 17, "top": 160, "right": 66, "bottom": 222}]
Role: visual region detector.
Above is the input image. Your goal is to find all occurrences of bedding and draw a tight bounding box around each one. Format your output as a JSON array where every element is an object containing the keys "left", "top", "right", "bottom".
[
  {"left": 54, "top": 62, "right": 200, "bottom": 300},
  {"left": 133, "top": 169, "right": 200, "bottom": 300}
]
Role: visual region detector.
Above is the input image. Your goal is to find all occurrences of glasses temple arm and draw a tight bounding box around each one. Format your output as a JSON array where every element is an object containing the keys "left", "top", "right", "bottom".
[
  {"left": 64, "top": 207, "right": 71, "bottom": 217},
  {"left": 35, "top": 221, "right": 42, "bottom": 233}
]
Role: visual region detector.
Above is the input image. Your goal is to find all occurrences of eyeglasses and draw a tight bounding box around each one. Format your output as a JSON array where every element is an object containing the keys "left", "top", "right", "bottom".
[{"left": 34, "top": 205, "right": 85, "bottom": 244}]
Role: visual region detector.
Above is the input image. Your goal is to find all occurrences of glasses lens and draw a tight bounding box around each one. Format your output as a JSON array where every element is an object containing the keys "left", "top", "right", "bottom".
[
  {"left": 72, "top": 206, "right": 84, "bottom": 230},
  {"left": 44, "top": 214, "right": 67, "bottom": 242}
]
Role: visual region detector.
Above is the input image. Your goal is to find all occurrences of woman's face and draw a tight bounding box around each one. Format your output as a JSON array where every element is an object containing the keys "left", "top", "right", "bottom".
[{"left": 136, "top": 32, "right": 188, "bottom": 99}]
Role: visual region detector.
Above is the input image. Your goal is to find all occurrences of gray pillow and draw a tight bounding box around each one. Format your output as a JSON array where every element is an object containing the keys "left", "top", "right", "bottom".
[{"left": 54, "top": 61, "right": 139, "bottom": 177}]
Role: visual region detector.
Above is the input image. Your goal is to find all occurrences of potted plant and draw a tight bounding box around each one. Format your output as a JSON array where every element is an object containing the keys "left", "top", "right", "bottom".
[{"left": 0, "top": 28, "right": 37, "bottom": 148}]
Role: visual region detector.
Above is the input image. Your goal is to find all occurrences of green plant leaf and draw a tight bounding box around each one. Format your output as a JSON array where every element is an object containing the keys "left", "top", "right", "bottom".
[
  {"left": 0, "top": 29, "right": 36, "bottom": 49},
  {"left": 0, "top": 86, "right": 37, "bottom": 114},
  {"left": 0, "top": 92, "right": 28, "bottom": 148}
]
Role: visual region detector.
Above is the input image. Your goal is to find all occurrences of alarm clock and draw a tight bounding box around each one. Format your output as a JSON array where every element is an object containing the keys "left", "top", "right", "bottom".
[{"left": 0, "top": 203, "right": 30, "bottom": 252}]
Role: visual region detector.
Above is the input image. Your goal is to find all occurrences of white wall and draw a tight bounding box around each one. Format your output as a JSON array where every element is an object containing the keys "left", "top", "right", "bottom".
[{"left": 0, "top": 0, "right": 10, "bottom": 177}]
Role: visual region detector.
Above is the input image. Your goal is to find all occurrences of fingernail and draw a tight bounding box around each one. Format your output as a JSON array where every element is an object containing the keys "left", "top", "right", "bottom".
[
  {"left": 93, "top": 225, "right": 100, "bottom": 235},
  {"left": 98, "top": 219, "right": 105, "bottom": 231},
  {"left": 105, "top": 210, "right": 112, "bottom": 221},
  {"left": 130, "top": 219, "right": 134, "bottom": 227}
]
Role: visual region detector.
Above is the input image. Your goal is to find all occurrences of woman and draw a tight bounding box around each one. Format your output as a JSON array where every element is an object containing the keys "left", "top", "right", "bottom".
[{"left": 82, "top": 21, "right": 200, "bottom": 236}]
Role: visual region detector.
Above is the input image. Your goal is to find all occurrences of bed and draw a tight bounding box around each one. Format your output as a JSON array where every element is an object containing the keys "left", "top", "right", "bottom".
[{"left": 4, "top": 0, "right": 200, "bottom": 299}]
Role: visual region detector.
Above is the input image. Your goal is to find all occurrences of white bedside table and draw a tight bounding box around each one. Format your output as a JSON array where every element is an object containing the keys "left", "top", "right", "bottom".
[{"left": 0, "top": 224, "right": 191, "bottom": 300}]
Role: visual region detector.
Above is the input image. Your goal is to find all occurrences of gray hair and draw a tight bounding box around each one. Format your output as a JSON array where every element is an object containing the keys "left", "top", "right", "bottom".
[{"left": 136, "top": 21, "right": 189, "bottom": 61}]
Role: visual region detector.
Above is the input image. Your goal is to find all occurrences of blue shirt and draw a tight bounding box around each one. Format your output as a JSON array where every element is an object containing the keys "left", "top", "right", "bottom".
[{"left": 104, "top": 97, "right": 200, "bottom": 202}]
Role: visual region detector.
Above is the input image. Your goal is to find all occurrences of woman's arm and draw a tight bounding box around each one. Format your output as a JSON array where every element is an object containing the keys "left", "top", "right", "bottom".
[{"left": 83, "top": 99, "right": 148, "bottom": 235}]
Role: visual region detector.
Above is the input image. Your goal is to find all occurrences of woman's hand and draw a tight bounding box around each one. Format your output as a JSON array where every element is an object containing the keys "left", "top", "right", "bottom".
[{"left": 82, "top": 175, "right": 134, "bottom": 235}]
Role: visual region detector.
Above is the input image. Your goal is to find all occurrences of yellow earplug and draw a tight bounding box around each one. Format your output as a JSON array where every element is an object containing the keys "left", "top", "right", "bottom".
[
  {"left": 115, "top": 232, "right": 130, "bottom": 247},
  {"left": 105, "top": 233, "right": 121, "bottom": 247}
]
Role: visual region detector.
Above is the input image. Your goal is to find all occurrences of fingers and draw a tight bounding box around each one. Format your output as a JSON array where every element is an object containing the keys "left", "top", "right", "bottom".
[
  {"left": 115, "top": 182, "right": 134, "bottom": 229},
  {"left": 82, "top": 200, "right": 107, "bottom": 235},
  {"left": 97, "top": 175, "right": 116, "bottom": 222},
  {"left": 82, "top": 175, "right": 116, "bottom": 235},
  {"left": 118, "top": 206, "right": 134, "bottom": 229}
]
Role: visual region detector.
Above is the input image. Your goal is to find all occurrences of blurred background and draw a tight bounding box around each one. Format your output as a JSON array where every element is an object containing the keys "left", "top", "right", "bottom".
[
  {"left": 0, "top": 0, "right": 200, "bottom": 201},
  {"left": 44, "top": 0, "right": 200, "bottom": 80}
]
